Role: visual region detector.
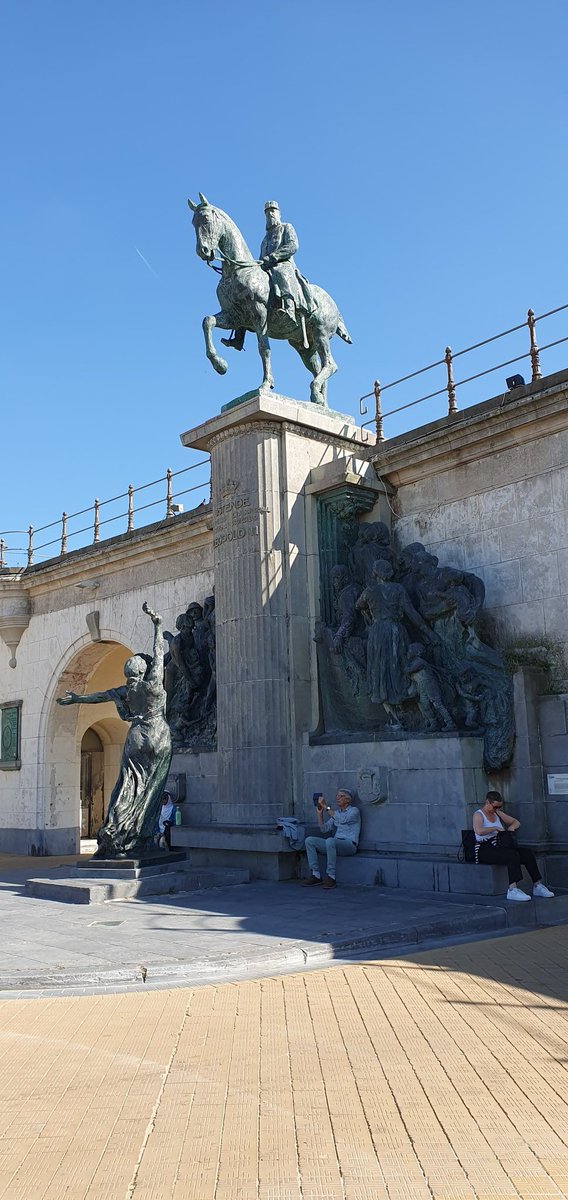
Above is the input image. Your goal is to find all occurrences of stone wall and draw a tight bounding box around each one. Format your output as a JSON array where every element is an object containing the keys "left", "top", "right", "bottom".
[
  {"left": 302, "top": 735, "right": 486, "bottom": 856},
  {"left": 378, "top": 371, "right": 568, "bottom": 684}
]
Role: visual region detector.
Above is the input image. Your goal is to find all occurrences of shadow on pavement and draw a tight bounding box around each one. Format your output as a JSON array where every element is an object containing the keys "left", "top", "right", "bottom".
[{"left": 0, "top": 852, "right": 566, "bottom": 999}]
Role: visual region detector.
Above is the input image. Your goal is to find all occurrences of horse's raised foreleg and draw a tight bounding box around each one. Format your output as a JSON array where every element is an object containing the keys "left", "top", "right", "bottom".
[{"left": 202, "top": 311, "right": 232, "bottom": 376}]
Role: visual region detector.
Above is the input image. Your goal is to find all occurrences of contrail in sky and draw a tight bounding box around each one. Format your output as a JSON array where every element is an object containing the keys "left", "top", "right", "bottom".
[{"left": 135, "top": 246, "right": 159, "bottom": 277}]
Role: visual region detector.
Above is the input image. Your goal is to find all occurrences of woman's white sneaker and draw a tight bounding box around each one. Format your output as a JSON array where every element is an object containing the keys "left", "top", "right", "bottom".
[
  {"left": 507, "top": 886, "right": 531, "bottom": 902},
  {"left": 533, "top": 882, "right": 555, "bottom": 898}
]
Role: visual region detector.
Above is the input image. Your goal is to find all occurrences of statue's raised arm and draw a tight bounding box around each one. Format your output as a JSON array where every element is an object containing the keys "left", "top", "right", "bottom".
[{"left": 142, "top": 601, "right": 166, "bottom": 690}]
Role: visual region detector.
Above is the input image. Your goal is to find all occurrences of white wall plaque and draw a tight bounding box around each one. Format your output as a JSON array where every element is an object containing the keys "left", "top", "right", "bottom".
[{"left": 547, "top": 774, "right": 568, "bottom": 795}]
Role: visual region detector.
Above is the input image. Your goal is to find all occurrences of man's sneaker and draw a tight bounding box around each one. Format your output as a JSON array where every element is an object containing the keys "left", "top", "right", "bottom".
[
  {"left": 507, "top": 886, "right": 531, "bottom": 902},
  {"left": 322, "top": 875, "right": 337, "bottom": 889},
  {"left": 533, "top": 882, "right": 555, "bottom": 898},
  {"left": 302, "top": 874, "right": 322, "bottom": 886}
]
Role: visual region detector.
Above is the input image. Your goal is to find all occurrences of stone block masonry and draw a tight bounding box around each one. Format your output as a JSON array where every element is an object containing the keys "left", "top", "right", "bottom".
[{"left": 376, "top": 370, "right": 568, "bottom": 689}]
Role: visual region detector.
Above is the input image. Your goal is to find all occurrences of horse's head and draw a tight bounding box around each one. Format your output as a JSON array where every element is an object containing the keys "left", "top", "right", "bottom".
[{"left": 188, "top": 193, "right": 219, "bottom": 263}]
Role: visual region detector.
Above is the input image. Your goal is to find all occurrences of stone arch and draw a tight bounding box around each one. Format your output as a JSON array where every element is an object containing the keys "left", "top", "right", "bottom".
[{"left": 37, "top": 633, "right": 133, "bottom": 855}]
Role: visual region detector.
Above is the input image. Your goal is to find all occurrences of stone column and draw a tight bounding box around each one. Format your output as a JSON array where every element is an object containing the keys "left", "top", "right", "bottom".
[
  {"left": 181, "top": 392, "right": 373, "bottom": 828},
  {"left": 210, "top": 418, "right": 292, "bottom": 822}
]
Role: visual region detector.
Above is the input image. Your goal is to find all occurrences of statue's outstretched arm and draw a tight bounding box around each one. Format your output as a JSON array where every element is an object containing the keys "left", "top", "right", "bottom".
[{"left": 57, "top": 690, "right": 111, "bottom": 706}]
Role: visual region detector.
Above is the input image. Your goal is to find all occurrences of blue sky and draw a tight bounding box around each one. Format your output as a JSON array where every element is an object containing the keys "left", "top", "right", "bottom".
[{"left": 1, "top": 0, "right": 566, "bottom": 560}]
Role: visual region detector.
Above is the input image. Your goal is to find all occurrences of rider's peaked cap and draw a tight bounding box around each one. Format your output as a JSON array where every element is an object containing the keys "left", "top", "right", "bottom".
[{"left": 264, "top": 200, "right": 280, "bottom": 212}]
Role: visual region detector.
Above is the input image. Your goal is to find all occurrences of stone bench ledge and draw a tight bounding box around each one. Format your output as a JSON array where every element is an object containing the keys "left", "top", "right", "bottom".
[{"left": 172, "top": 825, "right": 299, "bottom": 854}]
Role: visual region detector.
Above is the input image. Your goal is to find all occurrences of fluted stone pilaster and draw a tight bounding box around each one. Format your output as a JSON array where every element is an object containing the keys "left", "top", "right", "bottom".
[
  {"left": 211, "top": 421, "right": 293, "bottom": 816},
  {"left": 180, "top": 392, "right": 371, "bottom": 828}
]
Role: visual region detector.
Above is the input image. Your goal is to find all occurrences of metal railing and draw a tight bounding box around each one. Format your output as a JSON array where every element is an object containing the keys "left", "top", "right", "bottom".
[
  {"left": 359, "top": 303, "right": 568, "bottom": 442},
  {"left": 0, "top": 457, "right": 211, "bottom": 569}
]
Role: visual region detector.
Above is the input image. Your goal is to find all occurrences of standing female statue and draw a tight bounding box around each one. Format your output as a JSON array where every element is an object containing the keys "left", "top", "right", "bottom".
[
  {"left": 356, "top": 559, "right": 435, "bottom": 728},
  {"left": 58, "top": 602, "right": 172, "bottom": 859}
]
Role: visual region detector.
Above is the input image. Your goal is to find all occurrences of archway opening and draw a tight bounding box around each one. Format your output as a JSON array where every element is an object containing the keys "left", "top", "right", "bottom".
[{"left": 80, "top": 726, "right": 104, "bottom": 839}]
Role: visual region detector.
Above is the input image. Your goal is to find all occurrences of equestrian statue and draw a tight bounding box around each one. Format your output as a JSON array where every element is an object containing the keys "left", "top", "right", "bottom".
[{"left": 188, "top": 194, "right": 352, "bottom": 406}]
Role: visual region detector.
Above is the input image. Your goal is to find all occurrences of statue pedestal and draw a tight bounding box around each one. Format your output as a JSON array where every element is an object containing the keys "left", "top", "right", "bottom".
[
  {"left": 179, "top": 392, "right": 375, "bottom": 870},
  {"left": 25, "top": 853, "right": 249, "bottom": 903},
  {"left": 76, "top": 851, "right": 187, "bottom": 871}
]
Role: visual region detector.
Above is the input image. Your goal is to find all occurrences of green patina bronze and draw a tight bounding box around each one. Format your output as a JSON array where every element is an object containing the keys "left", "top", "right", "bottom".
[
  {"left": 188, "top": 194, "right": 352, "bottom": 407},
  {"left": 57, "top": 603, "right": 172, "bottom": 859}
]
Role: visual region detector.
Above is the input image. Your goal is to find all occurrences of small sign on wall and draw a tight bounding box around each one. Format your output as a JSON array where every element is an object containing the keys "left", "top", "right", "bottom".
[
  {"left": 0, "top": 701, "right": 21, "bottom": 769},
  {"left": 547, "top": 774, "right": 568, "bottom": 795}
]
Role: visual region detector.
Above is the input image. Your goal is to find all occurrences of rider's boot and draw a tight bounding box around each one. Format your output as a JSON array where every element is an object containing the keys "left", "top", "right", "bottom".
[
  {"left": 281, "top": 296, "right": 296, "bottom": 322},
  {"left": 221, "top": 329, "right": 246, "bottom": 351},
  {"left": 277, "top": 295, "right": 298, "bottom": 336}
]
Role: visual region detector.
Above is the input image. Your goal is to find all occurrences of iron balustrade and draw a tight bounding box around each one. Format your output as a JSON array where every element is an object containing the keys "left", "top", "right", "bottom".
[
  {"left": 0, "top": 458, "right": 211, "bottom": 569},
  {"left": 358, "top": 304, "right": 568, "bottom": 442}
]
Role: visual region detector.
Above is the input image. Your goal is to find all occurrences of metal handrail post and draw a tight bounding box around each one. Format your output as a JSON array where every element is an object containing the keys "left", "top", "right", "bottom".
[
  {"left": 528, "top": 308, "right": 542, "bottom": 381},
  {"left": 166, "top": 468, "right": 173, "bottom": 518},
  {"left": 445, "top": 346, "right": 458, "bottom": 414},
  {"left": 374, "top": 380, "right": 385, "bottom": 442}
]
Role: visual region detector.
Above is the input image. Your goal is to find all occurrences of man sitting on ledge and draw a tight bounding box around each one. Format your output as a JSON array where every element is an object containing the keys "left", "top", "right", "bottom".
[{"left": 303, "top": 790, "right": 361, "bottom": 889}]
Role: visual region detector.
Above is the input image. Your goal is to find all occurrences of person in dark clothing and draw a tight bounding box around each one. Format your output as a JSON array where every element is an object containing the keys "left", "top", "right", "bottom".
[{"left": 473, "top": 790, "right": 554, "bottom": 902}]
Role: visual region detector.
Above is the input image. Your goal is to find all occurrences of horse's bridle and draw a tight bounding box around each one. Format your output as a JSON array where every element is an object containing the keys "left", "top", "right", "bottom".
[{"left": 207, "top": 245, "right": 261, "bottom": 274}]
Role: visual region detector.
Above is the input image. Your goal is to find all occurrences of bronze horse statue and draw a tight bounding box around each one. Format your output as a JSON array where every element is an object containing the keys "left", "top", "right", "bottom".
[{"left": 188, "top": 194, "right": 351, "bottom": 406}]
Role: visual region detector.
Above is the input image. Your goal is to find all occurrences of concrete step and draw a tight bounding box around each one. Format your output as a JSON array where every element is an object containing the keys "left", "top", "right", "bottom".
[
  {"left": 25, "top": 864, "right": 250, "bottom": 904},
  {"left": 374, "top": 886, "right": 568, "bottom": 931}
]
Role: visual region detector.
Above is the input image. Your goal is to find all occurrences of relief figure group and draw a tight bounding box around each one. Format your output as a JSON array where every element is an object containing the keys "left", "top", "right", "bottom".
[{"left": 316, "top": 522, "right": 514, "bottom": 772}]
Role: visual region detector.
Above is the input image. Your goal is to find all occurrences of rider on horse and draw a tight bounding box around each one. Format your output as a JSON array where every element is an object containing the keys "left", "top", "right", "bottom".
[{"left": 222, "top": 200, "right": 313, "bottom": 352}]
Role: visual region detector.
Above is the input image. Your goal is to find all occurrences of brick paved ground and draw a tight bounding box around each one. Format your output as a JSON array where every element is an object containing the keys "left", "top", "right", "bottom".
[{"left": 1, "top": 926, "right": 568, "bottom": 1199}]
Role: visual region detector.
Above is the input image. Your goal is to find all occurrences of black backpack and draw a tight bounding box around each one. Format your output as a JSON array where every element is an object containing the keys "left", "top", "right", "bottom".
[{"left": 458, "top": 829, "right": 476, "bottom": 863}]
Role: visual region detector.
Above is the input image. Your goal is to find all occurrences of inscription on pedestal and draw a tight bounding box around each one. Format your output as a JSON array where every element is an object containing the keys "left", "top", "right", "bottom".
[{"left": 213, "top": 478, "right": 265, "bottom": 550}]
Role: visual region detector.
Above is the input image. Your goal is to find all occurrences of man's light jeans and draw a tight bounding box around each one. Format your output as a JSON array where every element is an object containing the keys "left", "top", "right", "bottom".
[{"left": 305, "top": 835, "right": 357, "bottom": 879}]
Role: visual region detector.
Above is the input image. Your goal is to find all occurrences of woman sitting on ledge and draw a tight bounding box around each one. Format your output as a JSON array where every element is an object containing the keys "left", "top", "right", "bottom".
[{"left": 473, "top": 790, "right": 554, "bottom": 902}]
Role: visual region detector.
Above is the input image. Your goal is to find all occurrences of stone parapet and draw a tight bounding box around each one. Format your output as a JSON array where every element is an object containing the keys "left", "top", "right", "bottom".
[{"left": 371, "top": 368, "right": 568, "bottom": 489}]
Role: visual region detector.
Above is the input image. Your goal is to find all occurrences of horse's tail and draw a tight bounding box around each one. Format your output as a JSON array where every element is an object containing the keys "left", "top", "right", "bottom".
[{"left": 336, "top": 315, "right": 352, "bottom": 344}]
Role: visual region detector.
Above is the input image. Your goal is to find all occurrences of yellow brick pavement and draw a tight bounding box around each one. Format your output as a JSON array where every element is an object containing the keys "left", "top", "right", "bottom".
[{"left": 0, "top": 926, "right": 568, "bottom": 1199}]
